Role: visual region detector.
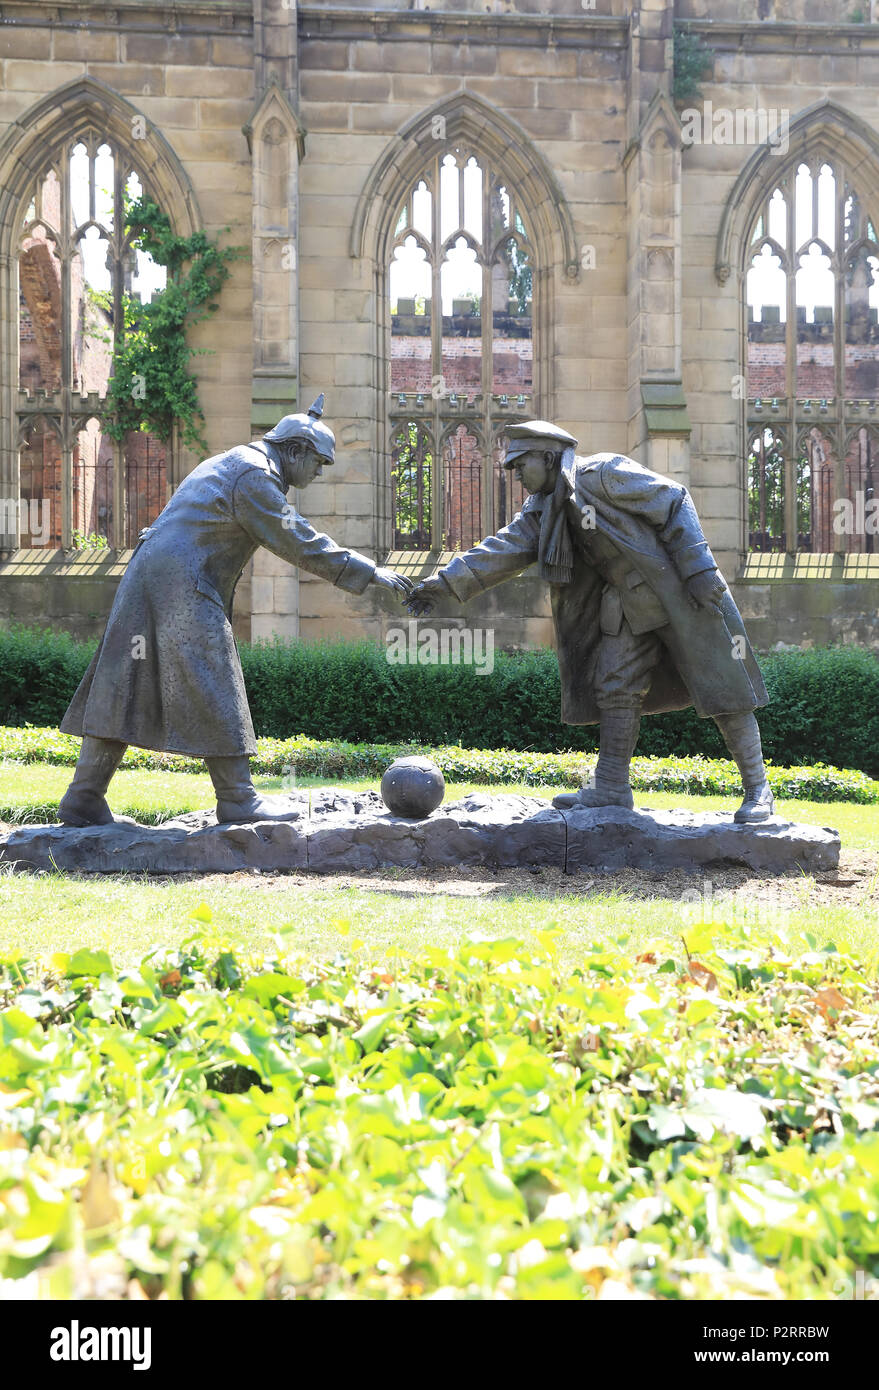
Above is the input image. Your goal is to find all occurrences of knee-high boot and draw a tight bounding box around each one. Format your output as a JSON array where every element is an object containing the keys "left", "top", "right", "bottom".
[
  {"left": 206, "top": 755, "right": 303, "bottom": 824},
  {"left": 553, "top": 706, "right": 641, "bottom": 811},
  {"left": 714, "top": 711, "right": 775, "bottom": 823},
  {"left": 57, "top": 736, "right": 128, "bottom": 827}
]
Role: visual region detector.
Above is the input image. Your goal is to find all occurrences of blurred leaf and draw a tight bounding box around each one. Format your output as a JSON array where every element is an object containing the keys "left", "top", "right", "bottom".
[
  {"left": 681, "top": 1089, "right": 767, "bottom": 1142},
  {"left": 814, "top": 986, "right": 848, "bottom": 1021},
  {"left": 66, "top": 949, "right": 113, "bottom": 978},
  {"left": 687, "top": 960, "right": 718, "bottom": 992}
]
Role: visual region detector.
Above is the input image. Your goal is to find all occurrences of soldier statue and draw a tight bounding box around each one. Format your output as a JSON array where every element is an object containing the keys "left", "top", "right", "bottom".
[
  {"left": 58, "top": 396, "right": 412, "bottom": 826},
  {"left": 407, "top": 420, "right": 775, "bottom": 823}
]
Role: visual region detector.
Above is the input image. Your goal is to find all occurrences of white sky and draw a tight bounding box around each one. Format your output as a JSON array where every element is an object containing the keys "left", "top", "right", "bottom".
[
  {"left": 390, "top": 164, "right": 529, "bottom": 313},
  {"left": 748, "top": 165, "right": 879, "bottom": 322},
  {"left": 73, "top": 152, "right": 167, "bottom": 304}
]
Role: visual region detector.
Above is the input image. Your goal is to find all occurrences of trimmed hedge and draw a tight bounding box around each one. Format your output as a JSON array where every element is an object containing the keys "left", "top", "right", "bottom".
[
  {"left": 1, "top": 726, "right": 876, "bottom": 806},
  {"left": 0, "top": 626, "right": 877, "bottom": 774}
]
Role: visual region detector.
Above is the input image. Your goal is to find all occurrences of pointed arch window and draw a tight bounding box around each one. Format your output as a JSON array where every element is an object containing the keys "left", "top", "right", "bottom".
[
  {"left": 388, "top": 150, "right": 534, "bottom": 551},
  {"left": 745, "top": 157, "right": 879, "bottom": 554},
  {"left": 15, "top": 130, "right": 169, "bottom": 550}
]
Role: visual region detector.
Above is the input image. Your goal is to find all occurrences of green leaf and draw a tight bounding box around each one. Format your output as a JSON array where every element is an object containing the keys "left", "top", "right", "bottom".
[
  {"left": 0, "top": 1007, "right": 40, "bottom": 1042},
  {"left": 243, "top": 974, "right": 304, "bottom": 1005},
  {"left": 66, "top": 948, "right": 113, "bottom": 978},
  {"left": 215, "top": 952, "right": 242, "bottom": 990},
  {"left": 353, "top": 1011, "right": 396, "bottom": 1054},
  {"left": 465, "top": 1166, "right": 527, "bottom": 1220},
  {"left": 138, "top": 998, "right": 187, "bottom": 1035}
]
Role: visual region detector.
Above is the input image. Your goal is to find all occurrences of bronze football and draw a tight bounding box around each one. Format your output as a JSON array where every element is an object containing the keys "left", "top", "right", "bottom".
[{"left": 380, "top": 756, "right": 446, "bottom": 819}]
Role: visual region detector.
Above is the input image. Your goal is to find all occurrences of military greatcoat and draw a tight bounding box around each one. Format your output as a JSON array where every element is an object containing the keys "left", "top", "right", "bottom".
[
  {"left": 60, "top": 441, "right": 376, "bottom": 756},
  {"left": 439, "top": 452, "right": 768, "bottom": 724}
]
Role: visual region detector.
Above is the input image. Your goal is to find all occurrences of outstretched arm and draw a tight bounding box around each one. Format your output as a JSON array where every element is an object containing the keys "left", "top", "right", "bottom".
[{"left": 232, "top": 469, "right": 410, "bottom": 598}]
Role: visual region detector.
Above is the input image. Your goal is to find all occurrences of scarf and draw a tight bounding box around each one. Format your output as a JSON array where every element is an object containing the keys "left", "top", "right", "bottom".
[{"left": 537, "top": 446, "right": 576, "bottom": 585}]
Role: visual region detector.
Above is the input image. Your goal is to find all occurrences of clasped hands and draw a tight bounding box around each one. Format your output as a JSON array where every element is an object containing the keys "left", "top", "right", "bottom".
[
  {"left": 371, "top": 566, "right": 445, "bottom": 614},
  {"left": 371, "top": 566, "right": 415, "bottom": 598}
]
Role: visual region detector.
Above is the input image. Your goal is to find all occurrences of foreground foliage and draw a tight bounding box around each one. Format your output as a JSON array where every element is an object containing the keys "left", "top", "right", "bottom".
[
  {"left": 1, "top": 914, "right": 877, "bottom": 1300},
  {"left": 0, "top": 726, "right": 875, "bottom": 811}
]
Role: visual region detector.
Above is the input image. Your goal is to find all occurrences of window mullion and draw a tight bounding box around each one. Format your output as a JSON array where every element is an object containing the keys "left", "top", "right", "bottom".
[
  {"left": 110, "top": 151, "right": 124, "bottom": 550},
  {"left": 834, "top": 169, "right": 848, "bottom": 554},
  {"left": 786, "top": 183, "right": 797, "bottom": 553},
  {"left": 431, "top": 154, "right": 442, "bottom": 551},
  {"left": 481, "top": 242, "right": 492, "bottom": 540},
  {"left": 88, "top": 144, "right": 96, "bottom": 225},
  {"left": 60, "top": 149, "right": 72, "bottom": 550}
]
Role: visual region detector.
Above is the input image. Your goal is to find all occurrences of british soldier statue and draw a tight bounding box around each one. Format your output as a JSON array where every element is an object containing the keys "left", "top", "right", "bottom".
[{"left": 407, "top": 420, "right": 774, "bottom": 823}]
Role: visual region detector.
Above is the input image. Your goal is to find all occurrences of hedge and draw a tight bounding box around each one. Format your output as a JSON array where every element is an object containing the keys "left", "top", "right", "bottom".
[
  {"left": 1, "top": 726, "right": 876, "bottom": 806},
  {"left": 0, "top": 626, "right": 877, "bottom": 774}
]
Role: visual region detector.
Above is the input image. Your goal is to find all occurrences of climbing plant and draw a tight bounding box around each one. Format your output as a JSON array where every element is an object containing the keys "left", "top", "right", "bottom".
[
  {"left": 672, "top": 23, "right": 715, "bottom": 106},
  {"left": 100, "top": 198, "right": 246, "bottom": 454}
]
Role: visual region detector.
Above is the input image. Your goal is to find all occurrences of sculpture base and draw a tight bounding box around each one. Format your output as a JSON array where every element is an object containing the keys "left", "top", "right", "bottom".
[{"left": 0, "top": 790, "right": 840, "bottom": 875}]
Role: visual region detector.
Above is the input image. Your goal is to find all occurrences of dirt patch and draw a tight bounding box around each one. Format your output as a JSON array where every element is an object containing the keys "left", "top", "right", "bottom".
[{"left": 147, "top": 848, "right": 879, "bottom": 912}]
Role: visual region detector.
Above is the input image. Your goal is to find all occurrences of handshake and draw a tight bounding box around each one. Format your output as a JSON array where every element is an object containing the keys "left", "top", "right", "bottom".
[{"left": 372, "top": 567, "right": 447, "bottom": 616}]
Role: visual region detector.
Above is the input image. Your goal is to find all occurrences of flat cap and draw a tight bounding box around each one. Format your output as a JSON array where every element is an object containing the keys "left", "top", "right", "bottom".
[
  {"left": 264, "top": 393, "right": 336, "bottom": 464},
  {"left": 503, "top": 419, "right": 579, "bottom": 467}
]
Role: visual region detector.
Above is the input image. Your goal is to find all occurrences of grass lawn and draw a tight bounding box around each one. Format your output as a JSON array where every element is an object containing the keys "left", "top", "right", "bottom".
[{"left": 0, "top": 762, "right": 876, "bottom": 968}]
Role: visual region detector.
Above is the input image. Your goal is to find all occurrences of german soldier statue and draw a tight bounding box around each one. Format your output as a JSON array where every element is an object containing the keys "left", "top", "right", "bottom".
[{"left": 58, "top": 396, "right": 412, "bottom": 826}]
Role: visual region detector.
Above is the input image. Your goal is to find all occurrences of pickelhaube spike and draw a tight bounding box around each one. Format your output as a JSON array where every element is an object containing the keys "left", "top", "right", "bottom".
[{"left": 263, "top": 390, "right": 336, "bottom": 464}]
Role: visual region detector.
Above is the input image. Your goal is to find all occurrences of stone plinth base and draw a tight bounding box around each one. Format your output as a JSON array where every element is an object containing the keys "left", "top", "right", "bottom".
[{"left": 0, "top": 791, "right": 840, "bottom": 875}]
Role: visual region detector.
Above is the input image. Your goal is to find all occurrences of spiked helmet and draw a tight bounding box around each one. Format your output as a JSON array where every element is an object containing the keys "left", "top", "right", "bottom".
[{"left": 264, "top": 393, "right": 336, "bottom": 464}]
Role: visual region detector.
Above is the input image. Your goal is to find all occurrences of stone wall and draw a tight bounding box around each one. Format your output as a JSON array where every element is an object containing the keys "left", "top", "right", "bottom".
[{"left": 0, "top": 0, "right": 877, "bottom": 659}]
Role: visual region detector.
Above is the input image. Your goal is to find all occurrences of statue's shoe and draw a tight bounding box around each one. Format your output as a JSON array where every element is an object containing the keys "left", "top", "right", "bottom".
[
  {"left": 552, "top": 784, "right": 635, "bottom": 811},
  {"left": 551, "top": 791, "right": 581, "bottom": 810},
  {"left": 734, "top": 781, "right": 776, "bottom": 823},
  {"left": 57, "top": 789, "right": 116, "bottom": 827},
  {"left": 215, "top": 795, "right": 304, "bottom": 825}
]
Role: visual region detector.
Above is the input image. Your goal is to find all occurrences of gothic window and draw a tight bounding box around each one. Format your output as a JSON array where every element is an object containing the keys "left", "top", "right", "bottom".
[
  {"left": 388, "top": 151, "right": 534, "bottom": 551},
  {"left": 16, "top": 131, "right": 168, "bottom": 550},
  {"left": 745, "top": 159, "right": 879, "bottom": 555}
]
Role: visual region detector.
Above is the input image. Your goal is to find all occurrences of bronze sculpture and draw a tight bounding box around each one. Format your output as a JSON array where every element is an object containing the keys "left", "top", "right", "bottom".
[
  {"left": 58, "top": 396, "right": 412, "bottom": 827},
  {"left": 407, "top": 420, "right": 774, "bottom": 824}
]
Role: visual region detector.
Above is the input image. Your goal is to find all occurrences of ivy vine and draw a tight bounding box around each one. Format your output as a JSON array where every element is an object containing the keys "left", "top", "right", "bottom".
[
  {"left": 672, "top": 23, "right": 715, "bottom": 107},
  {"left": 99, "top": 198, "right": 246, "bottom": 454}
]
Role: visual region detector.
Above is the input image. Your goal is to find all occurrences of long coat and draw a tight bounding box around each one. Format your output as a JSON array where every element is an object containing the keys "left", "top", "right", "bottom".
[
  {"left": 60, "top": 441, "right": 376, "bottom": 756},
  {"left": 440, "top": 452, "right": 768, "bottom": 724}
]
